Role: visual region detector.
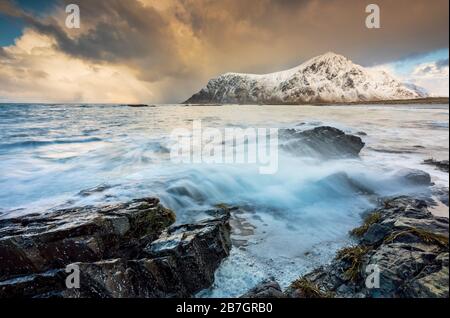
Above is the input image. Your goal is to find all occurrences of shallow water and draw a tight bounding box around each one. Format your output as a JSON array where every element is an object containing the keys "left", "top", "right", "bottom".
[{"left": 0, "top": 103, "right": 448, "bottom": 297}]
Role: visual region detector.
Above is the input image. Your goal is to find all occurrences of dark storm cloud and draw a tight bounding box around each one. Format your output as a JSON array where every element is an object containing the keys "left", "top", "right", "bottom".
[
  {"left": 0, "top": 0, "right": 184, "bottom": 81},
  {"left": 436, "top": 58, "right": 449, "bottom": 69}
]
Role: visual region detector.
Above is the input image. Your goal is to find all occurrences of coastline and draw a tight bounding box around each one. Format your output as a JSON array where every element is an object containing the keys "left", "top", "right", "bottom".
[
  {"left": 0, "top": 124, "right": 448, "bottom": 298},
  {"left": 182, "top": 97, "right": 449, "bottom": 107}
]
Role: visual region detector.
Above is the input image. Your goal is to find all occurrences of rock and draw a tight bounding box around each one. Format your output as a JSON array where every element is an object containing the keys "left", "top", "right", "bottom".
[
  {"left": 0, "top": 269, "right": 67, "bottom": 298},
  {"left": 365, "top": 243, "right": 441, "bottom": 297},
  {"left": 126, "top": 104, "right": 150, "bottom": 108},
  {"left": 78, "top": 184, "right": 113, "bottom": 197},
  {"left": 394, "top": 169, "right": 432, "bottom": 186},
  {"left": 288, "top": 196, "right": 449, "bottom": 298},
  {"left": 432, "top": 187, "right": 449, "bottom": 206},
  {"left": 280, "top": 126, "right": 365, "bottom": 159},
  {"left": 144, "top": 213, "right": 232, "bottom": 294},
  {"left": 403, "top": 253, "right": 449, "bottom": 298},
  {"left": 315, "top": 172, "right": 375, "bottom": 196},
  {"left": 0, "top": 198, "right": 232, "bottom": 298},
  {"left": 0, "top": 198, "right": 175, "bottom": 281},
  {"left": 241, "top": 278, "right": 285, "bottom": 298},
  {"left": 423, "top": 159, "right": 449, "bottom": 173}
]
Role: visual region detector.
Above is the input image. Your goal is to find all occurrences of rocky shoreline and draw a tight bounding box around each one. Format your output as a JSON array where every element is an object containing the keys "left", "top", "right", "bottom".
[
  {"left": 243, "top": 196, "right": 449, "bottom": 298},
  {"left": 0, "top": 126, "right": 448, "bottom": 298},
  {"left": 0, "top": 198, "right": 231, "bottom": 298}
]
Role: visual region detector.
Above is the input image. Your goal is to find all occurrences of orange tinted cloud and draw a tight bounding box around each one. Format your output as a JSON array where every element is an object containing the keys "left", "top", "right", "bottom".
[{"left": 0, "top": 0, "right": 448, "bottom": 102}]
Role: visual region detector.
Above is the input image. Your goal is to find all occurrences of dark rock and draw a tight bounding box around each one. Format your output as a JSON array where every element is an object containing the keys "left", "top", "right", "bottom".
[
  {"left": 394, "top": 169, "right": 432, "bottom": 186},
  {"left": 0, "top": 269, "right": 67, "bottom": 298},
  {"left": 144, "top": 214, "right": 232, "bottom": 294},
  {"left": 280, "top": 126, "right": 365, "bottom": 159},
  {"left": 241, "top": 278, "right": 285, "bottom": 298},
  {"left": 287, "top": 196, "right": 449, "bottom": 298},
  {"left": 64, "top": 257, "right": 189, "bottom": 298},
  {"left": 423, "top": 159, "right": 450, "bottom": 173},
  {"left": 432, "top": 187, "right": 449, "bottom": 206},
  {"left": 78, "top": 184, "right": 113, "bottom": 197},
  {"left": 126, "top": 104, "right": 150, "bottom": 108},
  {"left": 0, "top": 198, "right": 232, "bottom": 298},
  {"left": 0, "top": 198, "right": 175, "bottom": 281},
  {"left": 315, "top": 172, "right": 375, "bottom": 196}
]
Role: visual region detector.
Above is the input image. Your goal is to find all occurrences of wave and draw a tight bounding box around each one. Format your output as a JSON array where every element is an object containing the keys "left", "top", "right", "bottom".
[{"left": 0, "top": 137, "right": 103, "bottom": 150}]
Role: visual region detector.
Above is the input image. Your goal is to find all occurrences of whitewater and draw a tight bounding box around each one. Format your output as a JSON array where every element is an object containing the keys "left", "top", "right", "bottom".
[{"left": 0, "top": 103, "right": 448, "bottom": 297}]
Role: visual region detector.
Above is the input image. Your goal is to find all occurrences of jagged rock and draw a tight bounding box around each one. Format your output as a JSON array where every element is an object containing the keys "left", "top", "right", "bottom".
[
  {"left": 0, "top": 198, "right": 232, "bottom": 298},
  {"left": 280, "top": 126, "right": 365, "bottom": 159},
  {"left": 240, "top": 279, "right": 285, "bottom": 298},
  {"left": 0, "top": 198, "right": 175, "bottom": 281},
  {"left": 286, "top": 196, "right": 449, "bottom": 298},
  {"left": 144, "top": 213, "right": 232, "bottom": 294}
]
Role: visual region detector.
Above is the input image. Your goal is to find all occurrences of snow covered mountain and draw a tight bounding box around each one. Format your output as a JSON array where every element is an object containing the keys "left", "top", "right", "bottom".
[{"left": 184, "top": 52, "right": 428, "bottom": 104}]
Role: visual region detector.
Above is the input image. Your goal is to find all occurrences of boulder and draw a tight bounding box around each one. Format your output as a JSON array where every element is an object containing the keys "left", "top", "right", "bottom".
[
  {"left": 394, "top": 169, "right": 432, "bottom": 186},
  {"left": 240, "top": 278, "right": 285, "bottom": 298},
  {"left": 280, "top": 126, "right": 365, "bottom": 159}
]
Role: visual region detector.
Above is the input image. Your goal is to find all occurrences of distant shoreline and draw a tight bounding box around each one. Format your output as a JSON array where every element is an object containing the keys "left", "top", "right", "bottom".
[
  {"left": 182, "top": 97, "right": 449, "bottom": 106},
  {"left": 0, "top": 97, "right": 448, "bottom": 107}
]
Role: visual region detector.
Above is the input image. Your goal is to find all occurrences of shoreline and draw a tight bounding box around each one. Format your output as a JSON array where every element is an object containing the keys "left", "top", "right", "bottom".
[
  {"left": 0, "top": 125, "right": 448, "bottom": 298},
  {"left": 182, "top": 97, "right": 449, "bottom": 107}
]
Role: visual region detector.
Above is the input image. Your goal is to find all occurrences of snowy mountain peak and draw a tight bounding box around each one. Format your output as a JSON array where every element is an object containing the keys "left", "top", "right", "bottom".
[
  {"left": 185, "top": 53, "right": 428, "bottom": 104},
  {"left": 309, "top": 51, "right": 350, "bottom": 63}
]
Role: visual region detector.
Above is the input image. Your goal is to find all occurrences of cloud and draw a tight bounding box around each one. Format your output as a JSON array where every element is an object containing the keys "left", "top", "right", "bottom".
[
  {"left": 413, "top": 59, "right": 449, "bottom": 77},
  {"left": 410, "top": 59, "right": 449, "bottom": 96},
  {"left": 0, "top": 47, "right": 9, "bottom": 58},
  {"left": 0, "top": 29, "right": 154, "bottom": 103},
  {"left": 0, "top": 0, "right": 449, "bottom": 103}
]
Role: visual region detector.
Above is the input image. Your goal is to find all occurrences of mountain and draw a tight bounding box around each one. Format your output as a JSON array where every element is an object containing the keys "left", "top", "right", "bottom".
[{"left": 184, "top": 52, "right": 428, "bottom": 104}]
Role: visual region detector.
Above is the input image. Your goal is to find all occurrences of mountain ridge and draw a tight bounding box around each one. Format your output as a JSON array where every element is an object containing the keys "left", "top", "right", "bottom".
[{"left": 184, "top": 52, "right": 428, "bottom": 104}]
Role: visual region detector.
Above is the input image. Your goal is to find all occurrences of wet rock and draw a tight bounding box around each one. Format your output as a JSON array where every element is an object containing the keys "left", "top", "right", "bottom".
[
  {"left": 287, "top": 196, "right": 449, "bottom": 298},
  {"left": 432, "top": 187, "right": 449, "bottom": 206},
  {"left": 144, "top": 213, "right": 232, "bottom": 294},
  {"left": 0, "top": 269, "right": 67, "bottom": 298},
  {"left": 78, "top": 184, "right": 113, "bottom": 197},
  {"left": 241, "top": 278, "right": 285, "bottom": 298},
  {"left": 394, "top": 169, "right": 432, "bottom": 186},
  {"left": 315, "top": 172, "right": 375, "bottom": 196},
  {"left": 0, "top": 198, "right": 175, "bottom": 281},
  {"left": 0, "top": 198, "right": 232, "bottom": 298},
  {"left": 64, "top": 257, "right": 189, "bottom": 298},
  {"left": 423, "top": 159, "right": 449, "bottom": 173},
  {"left": 280, "top": 126, "right": 365, "bottom": 159}
]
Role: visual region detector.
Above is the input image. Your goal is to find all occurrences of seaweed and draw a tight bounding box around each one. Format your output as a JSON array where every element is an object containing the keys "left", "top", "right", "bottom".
[
  {"left": 350, "top": 212, "right": 382, "bottom": 237},
  {"left": 336, "top": 246, "right": 371, "bottom": 282},
  {"left": 384, "top": 228, "right": 449, "bottom": 248},
  {"left": 291, "top": 278, "right": 334, "bottom": 298}
]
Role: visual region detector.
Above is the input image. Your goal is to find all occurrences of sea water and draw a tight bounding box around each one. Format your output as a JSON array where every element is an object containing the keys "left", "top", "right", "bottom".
[{"left": 0, "top": 103, "right": 448, "bottom": 297}]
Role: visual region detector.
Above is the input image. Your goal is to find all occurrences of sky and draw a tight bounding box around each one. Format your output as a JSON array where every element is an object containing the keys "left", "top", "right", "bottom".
[{"left": 0, "top": 0, "right": 448, "bottom": 103}]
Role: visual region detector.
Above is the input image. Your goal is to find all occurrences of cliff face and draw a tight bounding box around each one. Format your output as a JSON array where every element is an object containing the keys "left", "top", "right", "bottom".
[{"left": 185, "top": 52, "right": 427, "bottom": 104}]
